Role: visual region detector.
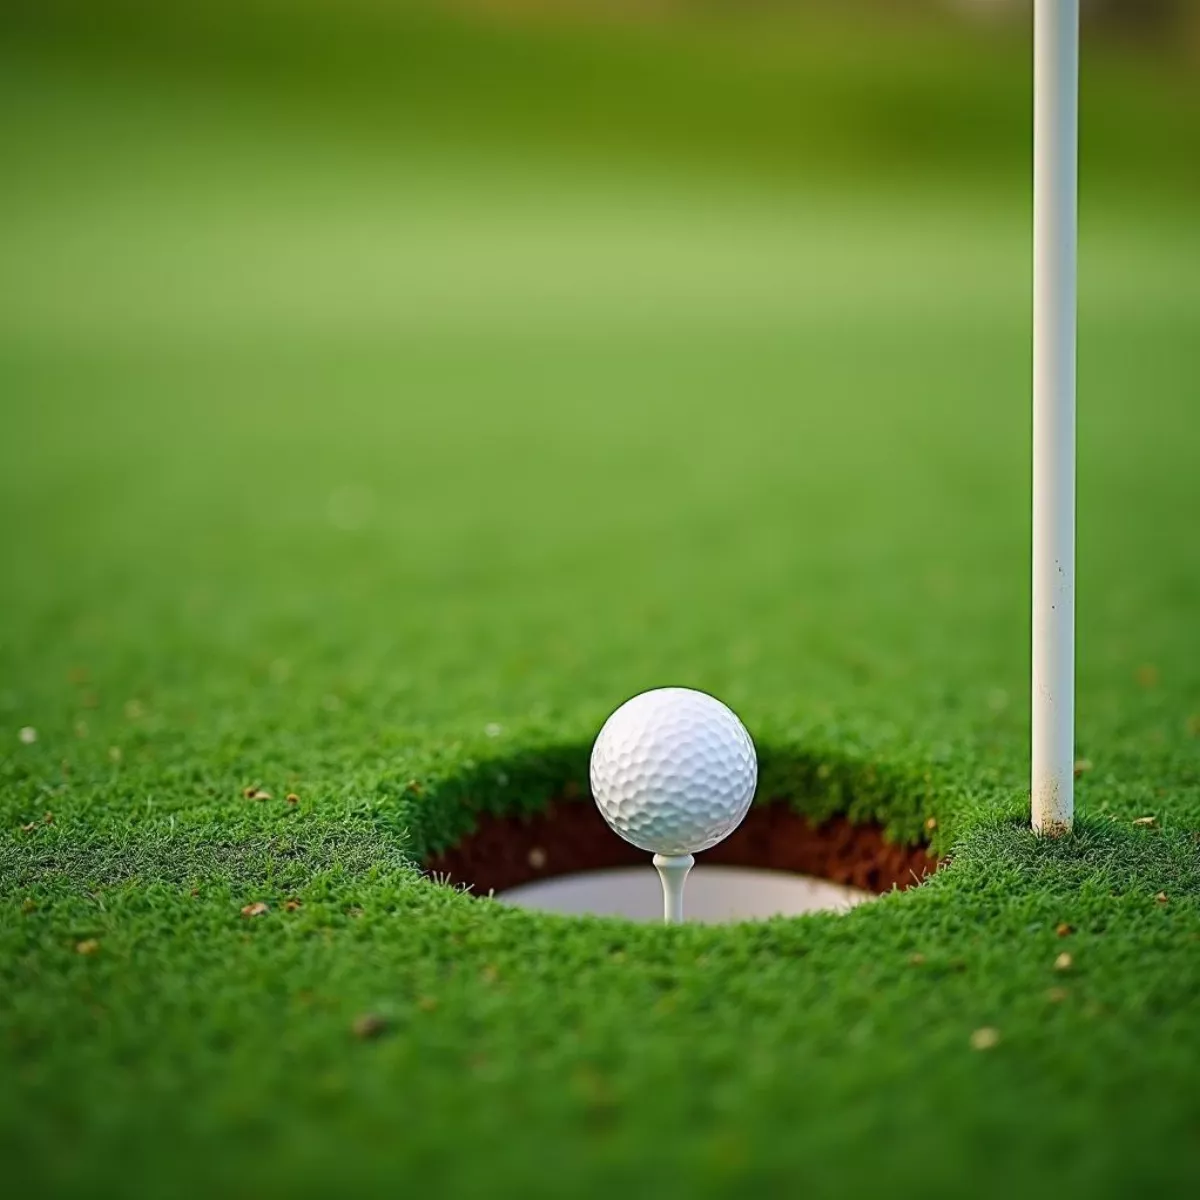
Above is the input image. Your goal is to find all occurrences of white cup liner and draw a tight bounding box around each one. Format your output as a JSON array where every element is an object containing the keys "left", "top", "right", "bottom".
[{"left": 498, "top": 864, "right": 874, "bottom": 924}]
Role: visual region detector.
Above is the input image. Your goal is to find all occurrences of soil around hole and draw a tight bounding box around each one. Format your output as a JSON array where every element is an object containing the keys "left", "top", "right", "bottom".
[{"left": 425, "top": 799, "right": 939, "bottom": 897}]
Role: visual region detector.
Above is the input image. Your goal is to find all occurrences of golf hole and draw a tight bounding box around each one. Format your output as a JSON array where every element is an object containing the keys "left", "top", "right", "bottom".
[{"left": 425, "top": 798, "right": 938, "bottom": 924}]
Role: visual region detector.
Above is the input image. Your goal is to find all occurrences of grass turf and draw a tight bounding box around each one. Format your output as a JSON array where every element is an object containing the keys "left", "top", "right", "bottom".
[{"left": 2, "top": 8, "right": 1200, "bottom": 1197}]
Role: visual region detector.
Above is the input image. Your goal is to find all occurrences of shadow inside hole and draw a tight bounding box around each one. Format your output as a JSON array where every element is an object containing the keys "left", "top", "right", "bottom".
[{"left": 425, "top": 798, "right": 938, "bottom": 899}]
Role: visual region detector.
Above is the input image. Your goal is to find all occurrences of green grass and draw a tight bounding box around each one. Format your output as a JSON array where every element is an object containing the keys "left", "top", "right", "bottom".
[{"left": 2, "top": 8, "right": 1200, "bottom": 1197}]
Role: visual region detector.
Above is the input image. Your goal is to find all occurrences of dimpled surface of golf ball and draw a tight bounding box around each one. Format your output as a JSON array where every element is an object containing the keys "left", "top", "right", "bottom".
[{"left": 590, "top": 688, "right": 757, "bottom": 856}]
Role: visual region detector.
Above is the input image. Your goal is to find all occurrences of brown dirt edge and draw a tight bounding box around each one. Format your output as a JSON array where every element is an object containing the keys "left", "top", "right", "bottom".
[{"left": 425, "top": 799, "right": 940, "bottom": 897}]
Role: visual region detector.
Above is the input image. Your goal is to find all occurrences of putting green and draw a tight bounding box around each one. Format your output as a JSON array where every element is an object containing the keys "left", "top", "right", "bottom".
[{"left": 1, "top": 8, "right": 1198, "bottom": 1197}]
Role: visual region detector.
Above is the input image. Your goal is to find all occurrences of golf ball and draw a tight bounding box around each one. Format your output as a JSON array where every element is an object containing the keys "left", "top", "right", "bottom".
[{"left": 590, "top": 688, "right": 757, "bottom": 856}]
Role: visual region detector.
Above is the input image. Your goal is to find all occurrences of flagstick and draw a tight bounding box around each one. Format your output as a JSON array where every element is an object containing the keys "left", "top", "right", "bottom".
[{"left": 1032, "top": 0, "right": 1078, "bottom": 836}]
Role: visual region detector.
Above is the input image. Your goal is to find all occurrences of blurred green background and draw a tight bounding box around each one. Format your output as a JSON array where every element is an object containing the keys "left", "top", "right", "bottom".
[
  {"left": 2, "top": 0, "right": 1197, "bottom": 347},
  {"left": 2, "top": 0, "right": 1197, "bottom": 741}
]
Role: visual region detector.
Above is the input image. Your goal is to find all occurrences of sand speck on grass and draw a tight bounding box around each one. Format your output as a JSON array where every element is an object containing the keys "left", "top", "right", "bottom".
[{"left": 970, "top": 1027, "right": 1000, "bottom": 1051}]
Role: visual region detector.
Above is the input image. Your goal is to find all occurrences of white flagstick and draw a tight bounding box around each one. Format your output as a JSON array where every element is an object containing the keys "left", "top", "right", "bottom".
[
  {"left": 653, "top": 854, "right": 694, "bottom": 924},
  {"left": 1032, "top": 0, "right": 1078, "bottom": 836}
]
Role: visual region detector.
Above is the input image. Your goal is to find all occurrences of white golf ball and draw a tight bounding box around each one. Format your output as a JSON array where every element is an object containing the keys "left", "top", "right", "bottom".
[{"left": 590, "top": 687, "right": 757, "bottom": 856}]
